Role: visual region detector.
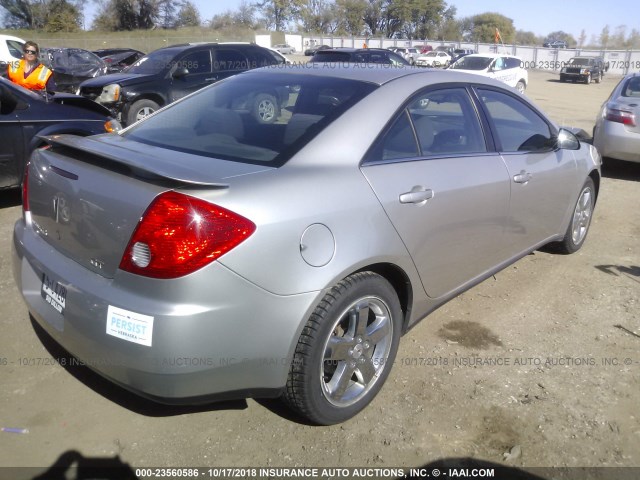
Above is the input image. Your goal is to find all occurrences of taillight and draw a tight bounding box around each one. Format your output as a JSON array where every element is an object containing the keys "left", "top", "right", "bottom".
[
  {"left": 22, "top": 161, "right": 29, "bottom": 213},
  {"left": 119, "top": 191, "right": 255, "bottom": 279},
  {"left": 605, "top": 107, "right": 636, "bottom": 126}
]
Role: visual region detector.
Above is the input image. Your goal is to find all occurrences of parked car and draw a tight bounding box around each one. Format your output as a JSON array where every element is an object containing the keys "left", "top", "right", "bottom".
[
  {"left": 448, "top": 53, "right": 528, "bottom": 93},
  {"left": 593, "top": 73, "right": 640, "bottom": 163},
  {"left": 13, "top": 65, "right": 601, "bottom": 425},
  {"left": 303, "top": 44, "right": 331, "bottom": 56},
  {"left": 544, "top": 40, "right": 568, "bottom": 48},
  {"left": 560, "top": 56, "right": 607, "bottom": 84},
  {"left": 414, "top": 51, "right": 451, "bottom": 68},
  {"left": 93, "top": 48, "right": 145, "bottom": 74},
  {"left": 416, "top": 45, "right": 433, "bottom": 53},
  {"left": 450, "top": 48, "right": 476, "bottom": 64},
  {"left": 0, "top": 34, "right": 25, "bottom": 67},
  {"left": 0, "top": 77, "right": 120, "bottom": 189},
  {"left": 273, "top": 44, "right": 296, "bottom": 55},
  {"left": 388, "top": 47, "right": 420, "bottom": 65},
  {"left": 78, "top": 43, "right": 286, "bottom": 126},
  {"left": 40, "top": 47, "right": 108, "bottom": 93},
  {"left": 309, "top": 48, "right": 409, "bottom": 65}
]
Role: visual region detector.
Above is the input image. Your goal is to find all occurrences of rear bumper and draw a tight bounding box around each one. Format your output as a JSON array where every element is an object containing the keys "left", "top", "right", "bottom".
[
  {"left": 593, "top": 122, "right": 640, "bottom": 163},
  {"left": 13, "top": 218, "right": 320, "bottom": 402}
]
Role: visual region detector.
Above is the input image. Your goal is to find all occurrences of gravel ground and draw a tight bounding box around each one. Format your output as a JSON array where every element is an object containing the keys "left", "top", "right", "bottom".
[{"left": 0, "top": 69, "right": 638, "bottom": 480}]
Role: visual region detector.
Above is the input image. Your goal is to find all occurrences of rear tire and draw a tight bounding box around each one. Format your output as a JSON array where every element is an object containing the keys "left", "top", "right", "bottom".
[
  {"left": 253, "top": 93, "right": 280, "bottom": 124},
  {"left": 283, "top": 272, "right": 402, "bottom": 425},
  {"left": 585, "top": 73, "right": 591, "bottom": 84},
  {"left": 595, "top": 72, "right": 602, "bottom": 83}
]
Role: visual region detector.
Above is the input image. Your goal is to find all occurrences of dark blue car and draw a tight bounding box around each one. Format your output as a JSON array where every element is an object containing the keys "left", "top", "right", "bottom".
[{"left": 0, "top": 77, "right": 120, "bottom": 189}]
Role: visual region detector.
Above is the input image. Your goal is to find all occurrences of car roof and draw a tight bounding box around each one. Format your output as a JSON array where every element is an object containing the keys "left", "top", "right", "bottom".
[
  {"left": 242, "top": 63, "right": 513, "bottom": 88},
  {"left": 462, "top": 53, "right": 520, "bottom": 60}
]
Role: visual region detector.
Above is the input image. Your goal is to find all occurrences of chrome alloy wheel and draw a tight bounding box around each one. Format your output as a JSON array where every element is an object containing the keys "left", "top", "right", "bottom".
[
  {"left": 257, "top": 98, "right": 276, "bottom": 122},
  {"left": 571, "top": 185, "right": 593, "bottom": 245},
  {"left": 320, "top": 296, "right": 393, "bottom": 407},
  {"left": 136, "top": 106, "right": 156, "bottom": 122}
]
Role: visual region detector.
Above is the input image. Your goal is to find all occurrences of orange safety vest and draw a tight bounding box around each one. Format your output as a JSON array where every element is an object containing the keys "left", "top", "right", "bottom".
[{"left": 7, "top": 59, "right": 53, "bottom": 91}]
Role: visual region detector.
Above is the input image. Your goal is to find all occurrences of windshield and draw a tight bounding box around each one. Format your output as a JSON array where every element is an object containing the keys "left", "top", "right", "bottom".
[
  {"left": 450, "top": 56, "right": 493, "bottom": 70},
  {"left": 568, "top": 58, "right": 592, "bottom": 66},
  {"left": 124, "top": 71, "right": 377, "bottom": 166},
  {"left": 126, "top": 50, "right": 178, "bottom": 74}
]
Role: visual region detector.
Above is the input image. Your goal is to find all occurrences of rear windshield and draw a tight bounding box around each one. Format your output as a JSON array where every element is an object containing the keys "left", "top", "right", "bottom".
[
  {"left": 450, "top": 56, "right": 492, "bottom": 70},
  {"left": 124, "top": 72, "right": 377, "bottom": 166}
]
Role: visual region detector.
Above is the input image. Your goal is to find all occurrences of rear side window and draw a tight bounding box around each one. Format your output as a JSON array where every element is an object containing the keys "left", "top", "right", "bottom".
[
  {"left": 477, "top": 88, "right": 553, "bottom": 152},
  {"left": 179, "top": 50, "right": 211, "bottom": 74},
  {"left": 504, "top": 57, "right": 522, "bottom": 69},
  {"left": 6, "top": 40, "right": 23, "bottom": 59},
  {"left": 213, "top": 49, "right": 249, "bottom": 72}
]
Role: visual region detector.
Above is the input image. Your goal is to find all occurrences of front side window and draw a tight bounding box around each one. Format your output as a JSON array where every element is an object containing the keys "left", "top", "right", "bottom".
[{"left": 477, "top": 89, "right": 553, "bottom": 152}]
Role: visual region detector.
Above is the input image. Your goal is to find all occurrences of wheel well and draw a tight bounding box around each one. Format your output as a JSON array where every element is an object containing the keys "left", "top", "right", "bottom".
[
  {"left": 131, "top": 94, "right": 165, "bottom": 108},
  {"left": 356, "top": 263, "right": 413, "bottom": 331},
  {"left": 589, "top": 170, "right": 601, "bottom": 204}
]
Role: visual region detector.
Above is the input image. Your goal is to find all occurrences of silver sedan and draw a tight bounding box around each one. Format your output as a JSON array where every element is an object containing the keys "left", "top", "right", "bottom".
[
  {"left": 593, "top": 72, "right": 640, "bottom": 163},
  {"left": 13, "top": 65, "right": 601, "bottom": 425}
]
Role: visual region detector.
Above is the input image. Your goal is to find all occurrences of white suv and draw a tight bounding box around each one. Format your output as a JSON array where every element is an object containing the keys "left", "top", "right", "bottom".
[
  {"left": 449, "top": 53, "right": 528, "bottom": 93},
  {"left": 0, "top": 34, "right": 25, "bottom": 68}
]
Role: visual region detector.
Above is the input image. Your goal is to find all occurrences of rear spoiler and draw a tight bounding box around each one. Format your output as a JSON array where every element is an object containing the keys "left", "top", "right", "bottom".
[{"left": 39, "top": 134, "right": 231, "bottom": 189}]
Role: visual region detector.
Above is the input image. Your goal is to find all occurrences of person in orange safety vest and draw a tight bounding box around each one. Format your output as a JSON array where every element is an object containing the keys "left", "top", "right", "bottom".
[{"left": 7, "top": 41, "right": 56, "bottom": 92}]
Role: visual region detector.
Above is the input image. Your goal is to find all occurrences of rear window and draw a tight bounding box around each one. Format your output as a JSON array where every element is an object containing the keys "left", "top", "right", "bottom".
[
  {"left": 623, "top": 77, "right": 640, "bottom": 97},
  {"left": 124, "top": 72, "right": 377, "bottom": 166}
]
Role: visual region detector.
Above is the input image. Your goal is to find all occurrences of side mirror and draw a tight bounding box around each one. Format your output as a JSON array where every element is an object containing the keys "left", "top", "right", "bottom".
[
  {"left": 556, "top": 128, "right": 580, "bottom": 150},
  {"left": 173, "top": 67, "right": 189, "bottom": 78}
]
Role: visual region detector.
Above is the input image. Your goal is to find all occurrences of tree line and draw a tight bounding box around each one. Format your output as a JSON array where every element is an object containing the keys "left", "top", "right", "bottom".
[{"left": 1, "top": 0, "right": 638, "bottom": 49}]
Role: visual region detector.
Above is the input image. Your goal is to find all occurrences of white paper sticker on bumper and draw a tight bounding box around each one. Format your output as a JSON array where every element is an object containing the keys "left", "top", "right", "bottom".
[{"left": 106, "top": 306, "right": 154, "bottom": 347}]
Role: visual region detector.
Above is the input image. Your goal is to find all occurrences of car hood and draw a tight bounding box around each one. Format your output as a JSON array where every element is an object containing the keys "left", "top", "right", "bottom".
[
  {"left": 80, "top": 72, "right": 154, "bottom": 88},
  {"left": 50, "top": 93, "right": 113, "bottom": 116},
  {"left": 42, "top": 133, "right": 275, "bottom": 187}
]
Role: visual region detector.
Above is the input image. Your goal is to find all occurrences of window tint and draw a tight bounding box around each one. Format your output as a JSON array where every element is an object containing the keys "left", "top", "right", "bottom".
[
  {"left": 504, "top": 57, "right": 521, "bottom": 69},
  {"left": 623, "top": 77, "right": 640, "bottom": 97},
  {"left": 125, "top": 74, "right": 376, "bottom": 166},
  {"left": 214, "top": 49, "right": 250, "bottom": 72},
  {"left": 369, "top": 88, "right": 486, "bottom": 163},
  {"left": 478, "top": 89, "right": 553, "bottom": 152},
  {"left": 408, "top": 88, "right": 486, "bottom": 155},
  {"left": 6, "top": 40, "right": 23, "bottom": 59}
]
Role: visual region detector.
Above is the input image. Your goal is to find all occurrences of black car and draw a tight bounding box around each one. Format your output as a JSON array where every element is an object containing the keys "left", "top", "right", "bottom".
[
  {"left": 309, "top": 48, "right": 410, "bottom": 65},
  {"left": 303, "top": 44, "right": 331, "bottom": 56},
  {"left": 78, "top": 43, "right": 286, "bottom": 126},
  {"left": 0, "top": 77, "right": 120, "bottom": 189},
  {"left": 560, "top": 56, "right": 607, "bottom": 84},
  {"left": 40, "top": 47, "right": 107, "bottom": 93},
  {"left": 93, "top": 48, "right": 145, "bottom": 74}
]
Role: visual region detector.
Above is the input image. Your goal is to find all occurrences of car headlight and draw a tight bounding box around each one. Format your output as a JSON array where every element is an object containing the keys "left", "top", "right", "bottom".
[{"left": 96, "top": 84, "right": 121, "bottom": 103}]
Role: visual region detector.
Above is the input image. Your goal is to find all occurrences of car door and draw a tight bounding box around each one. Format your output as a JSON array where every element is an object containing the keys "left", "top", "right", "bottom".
[
  {"left": 474, "top": 87, "right": 576, "bottom": 256},
  {"left": 0, "top": 83, "right": 25, "bottom": 188},
  {"left": 361, "top": 87, "right": 511, "bottom": 299},
  {"left": 169, "top": 48, "right": 213, "bottom": 102}
]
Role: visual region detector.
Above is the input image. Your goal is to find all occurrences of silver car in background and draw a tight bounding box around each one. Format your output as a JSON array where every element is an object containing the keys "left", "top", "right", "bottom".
[
  {"left": 593, "top": 72, "right": 640, "bottom": 163},
  {"left": 13, "top": 65, "right": 601, "bottom": 425}
]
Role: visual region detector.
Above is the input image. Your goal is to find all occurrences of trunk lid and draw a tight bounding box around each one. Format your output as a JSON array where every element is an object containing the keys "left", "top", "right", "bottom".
[{"left": 27, "top": 134, "right": 274, "bottom": 278}]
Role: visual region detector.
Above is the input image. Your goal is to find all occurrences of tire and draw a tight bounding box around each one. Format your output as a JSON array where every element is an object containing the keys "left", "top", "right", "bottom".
[
  {"left": 595, "top": 71, "right": 602, "bottom": 83},
  {"left": 515, "top": 80, "right": 526, "bottom": 94},
  {"left": 585, "top": 73, "right": 591, "bottom": 84},
  {"left": 127, "top": 99, "right": 160, "bottom": 126},
  {"left": 560, "top": 75, "right": 566, "bottom": 83},
  {"left": 550, "top": 178, "right": 596, "bottom": 254},
  {"left": 284, "top": 272, "right": 402, "bottom": 425},
  {"left": 253, "top": 93, "right": 280, "bottom": 124}
]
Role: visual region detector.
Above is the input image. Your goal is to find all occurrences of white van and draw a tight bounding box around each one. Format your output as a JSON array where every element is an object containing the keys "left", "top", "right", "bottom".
[
  {"left": 0, "top": 34, "right": 26, "bottom": 68},
  {"left": 449, "top": 53, "right": 528, "bottom": 93}
]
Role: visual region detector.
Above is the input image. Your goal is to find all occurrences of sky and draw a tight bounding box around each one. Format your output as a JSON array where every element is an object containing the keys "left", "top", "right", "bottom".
[{"left": 84, "top": 0, "right": 637, "bottom": 41}]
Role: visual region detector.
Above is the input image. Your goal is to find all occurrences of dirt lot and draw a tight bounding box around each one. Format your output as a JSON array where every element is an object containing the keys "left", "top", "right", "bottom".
[{"left": 0, "top": 69, "right": 638, "bottom": 479}]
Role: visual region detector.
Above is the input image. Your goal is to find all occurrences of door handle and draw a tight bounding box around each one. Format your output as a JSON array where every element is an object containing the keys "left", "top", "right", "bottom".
[
  {"left": 399, "top": 188, "right": 434, "bottom": 204},
  {"left": 205, "top": 77, "right": 218, "bottom": 81},
  {"left": 513, "top": 171, "right": 532, "bottom": 184}
]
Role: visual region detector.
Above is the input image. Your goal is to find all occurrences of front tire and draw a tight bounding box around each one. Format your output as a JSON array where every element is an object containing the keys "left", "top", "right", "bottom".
[
  {"left": 253, "top": 93, "right": 280, "bottom": 124},
  {"left": 127, "top": 99, "right": 160, "bottom": 126},
  {"left": 515, "top": 80, "right": 526, "bottom": 94},
  {"left": 552, "top": 178, "right": 596, "bottom": 254},
  {"left": 284, "top": 272, "right": 402, "bottom": 425}
]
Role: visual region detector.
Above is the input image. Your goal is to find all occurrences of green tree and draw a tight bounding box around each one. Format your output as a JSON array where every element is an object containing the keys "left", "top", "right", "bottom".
[
  {"left": 91, "top": 0, "right": 158, "bottom": 31},
  {"left": 599, "top": 25, "right": 610, "bottom": 48},
  {"left": 626, "top": 28, "right": 640, "bottom": 49},
  {"left": 468, "top": 12, "right": 515, "bottom": 44},
  {"left": 299, "top": 0, "right": 334, "bottom": 33},
  {"left": 45, "top": 0, "right": 81, "bottom": 31},
  {"left": 157, "top": 0, "right": 177, "bottom": 28},
  {"left": 515, "top": 30, "right": 538, "bottom": 46},
  {"left": 335, "top": 0, "right": 366, "bottom": 35},
  {"left": 255, "top": 0, "right": 304, "bottom": 31},
  {"left": 577, "top": 29, "right": 586, "bottom": 48},
  {"left": 176, "top": 0, "right": 199, "bottom": 27}
]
